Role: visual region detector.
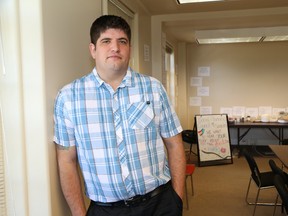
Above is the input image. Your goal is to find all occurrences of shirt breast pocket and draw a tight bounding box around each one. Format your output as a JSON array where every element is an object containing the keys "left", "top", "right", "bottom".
[{"left": 127, "top": 101, "right": 155, "bottom": 129}]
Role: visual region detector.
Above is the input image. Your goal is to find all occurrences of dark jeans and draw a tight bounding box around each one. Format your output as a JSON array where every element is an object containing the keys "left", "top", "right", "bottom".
[{"left": 86, "top": 183, "right": 183, "bottom": 216}]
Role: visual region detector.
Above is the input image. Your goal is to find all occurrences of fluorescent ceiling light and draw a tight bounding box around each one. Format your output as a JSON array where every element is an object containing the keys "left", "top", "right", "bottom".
[
  {"left": 177, "top": 0, "right": 223, "bottom": 4},
  {"left": 197, "top": 37, "right": 262, "bottom": 44},
  {"left": 264, "top": 36, "right": 288, "bottom": 42},
  {"left": 195, "top": 27, "right": 288, "bottom": 44}
]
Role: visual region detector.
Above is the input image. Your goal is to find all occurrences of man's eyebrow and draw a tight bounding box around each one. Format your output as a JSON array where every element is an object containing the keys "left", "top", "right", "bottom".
[
  {"left": 100, "top": 37, "right": 111, "bottom": 41},
  {"left": 99, "top": 37, "right": 128, "bottom": 41},
  {"left": 118, "top": 37, "right": 128, "bottom": 41}
]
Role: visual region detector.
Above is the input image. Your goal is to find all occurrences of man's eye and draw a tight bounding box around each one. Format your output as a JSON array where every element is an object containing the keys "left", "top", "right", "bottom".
[
  {"left": 102, "top": 40, "right": 110, "bottom": 44},
  {"left": 119, "top": 40, "right": 128, "bottom": 44}
]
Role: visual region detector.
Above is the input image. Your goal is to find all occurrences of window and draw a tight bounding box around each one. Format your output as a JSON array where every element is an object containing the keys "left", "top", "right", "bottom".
[{"left": 165, "top": 44, "right": 177, "bottom": 109}]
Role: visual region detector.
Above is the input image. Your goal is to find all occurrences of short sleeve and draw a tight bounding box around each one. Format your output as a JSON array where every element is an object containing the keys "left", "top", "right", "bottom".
[
  {"left": 158, "top": 83, "right": 182, "bottom": 138},
  {"left": 53, "top": 90, "right": 76, "bottom": 147}
]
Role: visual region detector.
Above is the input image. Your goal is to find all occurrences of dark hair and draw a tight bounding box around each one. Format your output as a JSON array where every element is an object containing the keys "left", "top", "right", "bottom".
[{"left": 90, "top": 15, "right": 131, "bottom": 45}]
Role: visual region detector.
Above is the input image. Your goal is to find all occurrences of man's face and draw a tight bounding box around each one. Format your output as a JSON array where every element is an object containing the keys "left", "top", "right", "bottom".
[{"left": 89, "top": 28, "right": 131, "bottom": 75}]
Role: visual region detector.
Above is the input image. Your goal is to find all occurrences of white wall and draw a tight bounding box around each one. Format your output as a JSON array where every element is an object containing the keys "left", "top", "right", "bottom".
[
  {"left": 43, "top": 1, "right": 102, "bottom": 215},
  {"left": 19, "top": 0, "right": 51, "bottom": 214},
  {"left": 187, "top": 42, "right": 288, "bottom": 122},
  {"left": 1, "top": 0, "right": 50, "bottom": 215},
  {"left": 0, "top": 0, "right": 30, "bottom": 214},
  {"left": 186, "top": 42, "right": 288, "bottom": 145}
]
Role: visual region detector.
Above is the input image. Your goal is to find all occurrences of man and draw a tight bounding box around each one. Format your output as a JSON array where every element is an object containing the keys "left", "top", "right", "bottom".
[{"left": 54, "top": 15, "right": 186, "bottom": 216}]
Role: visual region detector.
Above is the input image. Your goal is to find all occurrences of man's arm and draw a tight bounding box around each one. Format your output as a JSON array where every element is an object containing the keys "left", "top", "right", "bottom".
[
  {"left": 163, "top": 133, "right": 186, "bottom": 200},
  {"left": 56, "top": 145, "right": 86, "bottom": 216}
]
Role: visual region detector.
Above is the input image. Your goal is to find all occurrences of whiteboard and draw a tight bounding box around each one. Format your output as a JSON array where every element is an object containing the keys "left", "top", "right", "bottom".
[{"left": 195, "top": 114, "right": 233, "bottom": 166}]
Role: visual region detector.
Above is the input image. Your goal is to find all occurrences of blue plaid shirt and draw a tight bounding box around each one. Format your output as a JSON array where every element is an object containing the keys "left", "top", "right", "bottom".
[{"left": 54, "top": 67, "right": 182, "bottom": 202}]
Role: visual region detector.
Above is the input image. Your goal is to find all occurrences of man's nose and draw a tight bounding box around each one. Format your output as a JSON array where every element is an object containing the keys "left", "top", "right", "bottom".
[{"left": 111, "top": 41, "right": 120, "bottom": 52}]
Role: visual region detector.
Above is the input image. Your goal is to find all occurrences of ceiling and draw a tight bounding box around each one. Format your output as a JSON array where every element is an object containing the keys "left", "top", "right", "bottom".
[{"left": 135, "top": 0, "right": 288, "bottom": 43}]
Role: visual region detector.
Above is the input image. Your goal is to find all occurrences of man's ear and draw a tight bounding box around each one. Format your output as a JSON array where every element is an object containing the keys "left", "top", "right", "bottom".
[{"left": 89, "top": 43, "right": 96, "bottom": 59}]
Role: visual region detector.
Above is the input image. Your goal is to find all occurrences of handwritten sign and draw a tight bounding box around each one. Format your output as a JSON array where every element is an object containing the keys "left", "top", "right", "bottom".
[{"left": 195, "top": 114, "right": 233, "bottom": 166}]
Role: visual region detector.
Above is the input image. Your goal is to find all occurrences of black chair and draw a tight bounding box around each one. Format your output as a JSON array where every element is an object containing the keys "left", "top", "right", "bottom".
[
  {"left": 243, "top": 148, "right": 277, "bottom": 216},
  {"left": 269, "top": 159, "right": 288, "bottom": 184},
  {"left": 182, "top": 129, "right": 198, "bottom": 159},
  {"left": 269, "top": 159, "right": 288, "bottom": 215},
  {"left": 274, "top": 175, "right": 288, "bottom": 216}
]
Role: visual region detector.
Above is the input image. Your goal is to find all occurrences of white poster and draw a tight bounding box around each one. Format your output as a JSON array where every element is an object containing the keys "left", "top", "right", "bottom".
[
  {"left": 259, "top": 106, "right": 272, "bottom": 115},
  {"left": 197, "top": 87, "right": 209, "bottom": 96},
  {"left": 198, "top": 66, "right": 210, "bottom": 77},
  {"left": 143, "top": 44, "right": 150, "bottom": 62},
  {"left": 245, "top": 107, "right": 259, "bottom": 117},
  {"left": 190, "top": 77, "right": 202, "bottom": 87},
  {"left": 220, "top": 107, "right": 233, "bottom": 116},
  {"left": 190, "top": 97, "right": 201, "bottom": 106},
  {"left": 200, "top": 106, "right": 212, "bottom": 114},
  {"left": 272, "top": 108, "right": 285, "bottom": 115},
  {"left": 232, "top": 106, "right": 246, "bottom": 117},
  {"left": 195, "top": 114, "right": 232, "bottom": 166}
]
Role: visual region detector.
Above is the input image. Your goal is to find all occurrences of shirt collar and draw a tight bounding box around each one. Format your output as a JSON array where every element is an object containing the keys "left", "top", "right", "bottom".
[{"left": 92, "top": 67, "right": 133, "bottom": 88}]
